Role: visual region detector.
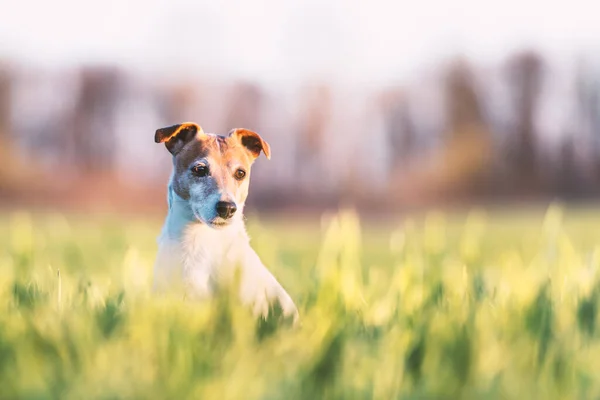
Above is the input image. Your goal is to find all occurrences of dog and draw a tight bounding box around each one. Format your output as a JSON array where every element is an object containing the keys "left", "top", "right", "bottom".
[{"left": 152, "top": 122, "right": 299, "bottom": 323}]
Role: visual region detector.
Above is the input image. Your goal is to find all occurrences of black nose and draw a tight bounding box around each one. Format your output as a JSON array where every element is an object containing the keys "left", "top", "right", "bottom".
[{"left": 216, "top": 201, "right": 237, "bottom": 219}]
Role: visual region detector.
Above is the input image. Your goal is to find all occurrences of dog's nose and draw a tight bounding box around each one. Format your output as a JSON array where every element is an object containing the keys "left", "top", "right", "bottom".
[{"left": 216, "top": 201, "right": 237, "bottom": 219}]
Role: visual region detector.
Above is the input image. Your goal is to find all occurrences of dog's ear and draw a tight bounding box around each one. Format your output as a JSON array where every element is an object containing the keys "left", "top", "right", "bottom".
[
  {"left": 155, "top": 122, "right": 203, "bottom": 155},
  {"left": 229, "top": 128, "right": 271, "bottom": 160}
]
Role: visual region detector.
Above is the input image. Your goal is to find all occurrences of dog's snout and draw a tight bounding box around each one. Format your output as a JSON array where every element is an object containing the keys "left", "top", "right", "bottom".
[{"left": 216, "top": 201, "right": 237, "bottom": 219}]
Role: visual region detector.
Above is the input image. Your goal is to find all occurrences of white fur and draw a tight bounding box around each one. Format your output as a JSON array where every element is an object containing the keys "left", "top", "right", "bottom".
[{"left": 153, "top": 178, "right": 298, "bottom": 322}]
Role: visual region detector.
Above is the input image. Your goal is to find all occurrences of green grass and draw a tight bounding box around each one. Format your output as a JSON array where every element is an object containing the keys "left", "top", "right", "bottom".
[{"left": 2, "top": 205, "right": 600, "bottom": 399}]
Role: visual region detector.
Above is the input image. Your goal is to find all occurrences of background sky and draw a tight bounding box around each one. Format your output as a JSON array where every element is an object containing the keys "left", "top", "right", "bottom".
[{"left": 2, "top": 0, "right": 599, "bottom": 85}]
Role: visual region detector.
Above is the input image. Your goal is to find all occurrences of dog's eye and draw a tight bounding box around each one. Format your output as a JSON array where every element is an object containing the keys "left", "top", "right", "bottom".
[
  {"left": 191, "top": 164, "right": 209, "bottom": 177},
  {"left": 234, "top": 169, "right": 246, "bottom": 181}
]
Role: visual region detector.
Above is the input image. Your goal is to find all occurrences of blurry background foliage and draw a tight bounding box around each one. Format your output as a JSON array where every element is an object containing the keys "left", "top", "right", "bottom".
[{"left": 1, "top": 207, "right": 600, "bottom": 398}]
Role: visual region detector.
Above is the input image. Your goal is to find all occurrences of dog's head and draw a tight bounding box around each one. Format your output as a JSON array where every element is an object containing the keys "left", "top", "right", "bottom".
[{"left": 155, "top": 122, "right": 270, "bottom": 228}]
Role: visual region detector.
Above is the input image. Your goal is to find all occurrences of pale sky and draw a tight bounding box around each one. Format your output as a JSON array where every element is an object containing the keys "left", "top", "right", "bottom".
[{"left": 2, "top": 0, "right": 599, "bottom": 85}]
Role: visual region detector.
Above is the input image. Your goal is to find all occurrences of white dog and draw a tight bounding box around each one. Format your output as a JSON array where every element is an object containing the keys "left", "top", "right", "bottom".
[{"left": 152, "top": 122, "right": 298, "bottom": 323}]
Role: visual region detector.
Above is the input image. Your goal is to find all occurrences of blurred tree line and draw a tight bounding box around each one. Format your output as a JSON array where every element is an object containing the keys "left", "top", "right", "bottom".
[{"left": 1, "top": 50, "right": 600, "bottom": 211}]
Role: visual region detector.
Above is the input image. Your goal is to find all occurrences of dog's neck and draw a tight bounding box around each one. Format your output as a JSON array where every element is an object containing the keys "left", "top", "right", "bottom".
[{"left": 160, "top": 187, "right": 195, "bottom": 241}]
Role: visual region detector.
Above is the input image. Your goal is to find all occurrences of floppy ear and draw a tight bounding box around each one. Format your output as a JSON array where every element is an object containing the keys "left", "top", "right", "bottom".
[
  {"left": 229, "top": 128, "right": 271, "bottom": 160},
  {"left": 155, "top": 122, "right": 203, "bottom": 155}
]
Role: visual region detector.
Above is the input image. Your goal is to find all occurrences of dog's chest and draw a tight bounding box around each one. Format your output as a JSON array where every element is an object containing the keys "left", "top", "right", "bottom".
[{"left": 180, "top": 223, "right": 242, "bottom": 274}]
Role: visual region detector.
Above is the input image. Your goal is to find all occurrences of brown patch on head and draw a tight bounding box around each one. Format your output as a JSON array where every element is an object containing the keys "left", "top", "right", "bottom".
[{"left": 169, "top": 134, "right": 210, "bottom": 199}]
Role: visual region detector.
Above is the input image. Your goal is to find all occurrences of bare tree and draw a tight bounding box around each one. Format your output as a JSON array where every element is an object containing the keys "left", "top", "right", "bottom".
[
  {"left": 557, "top": 135, "right": 579, "bottom": 196},
  {"left": 0, "top": 63, "right": 13, "bottom": 192},
  {"left": 445, "top": 59, "right": 485, "bottom": 135},
  {"left": 505, "top": 51, "right": 544, "bottom": 192},
  {"left": 68, "top": 66, "right": 123, "bottom": 173},
  {"left": 575, "top": 60, "right": 600, "bottom": 192},
  {"left": 379, "top": 88, "right": 415, "bottom": 170},
  {"left": 0, "top": 63, "right": 10, "bottom": 142},
  {"left": 295, "top": 84, "right": 332, "bottom": 194},
  {"left": 440, "top": 58, "right": 492, "bottom": 195}
]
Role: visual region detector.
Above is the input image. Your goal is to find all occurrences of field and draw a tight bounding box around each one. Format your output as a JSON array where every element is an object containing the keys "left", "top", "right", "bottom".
[{"left": 2, "top": 205, "right": 600, "bottom": 399}]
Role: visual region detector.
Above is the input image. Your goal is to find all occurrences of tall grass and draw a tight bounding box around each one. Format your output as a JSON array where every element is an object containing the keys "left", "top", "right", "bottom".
[{"left": 1, "top": 206, "right": 600, "bottom": 399}]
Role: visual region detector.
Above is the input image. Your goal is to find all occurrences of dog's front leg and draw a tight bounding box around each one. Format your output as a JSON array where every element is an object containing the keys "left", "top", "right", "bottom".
[{"left": 235, "top": 245, "right": 299, "bottom": 323}]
